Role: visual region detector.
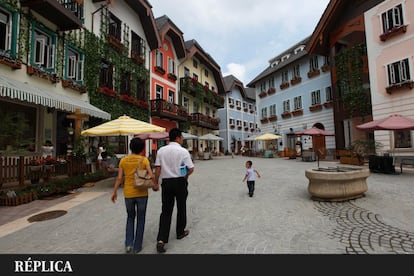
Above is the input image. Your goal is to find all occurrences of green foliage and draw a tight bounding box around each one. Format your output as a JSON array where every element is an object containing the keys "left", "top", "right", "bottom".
[
  {"left": 335, "top": 44, "right": 370, "bottom": 119},
  {"left": 348, "top": 139, "right": 383, "bottom": 160}
]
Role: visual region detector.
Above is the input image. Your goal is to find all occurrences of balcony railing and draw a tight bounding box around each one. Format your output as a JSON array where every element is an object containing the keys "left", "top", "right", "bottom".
[
  {"left": 20, "top": 0, "right": 83, "bottom": 31},
  {"left": 150, "top": 99, "right": 188, "bottom": 122},
  {"left": 190, "top": 113, "right": 220, "bottom": 130}
]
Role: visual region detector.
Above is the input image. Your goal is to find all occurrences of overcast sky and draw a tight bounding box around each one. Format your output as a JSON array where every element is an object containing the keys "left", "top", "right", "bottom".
[{"left": 149, "top": 0, "right": 330, "bottom": 86}]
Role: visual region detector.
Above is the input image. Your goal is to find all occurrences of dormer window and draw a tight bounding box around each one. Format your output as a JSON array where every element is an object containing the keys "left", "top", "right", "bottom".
[
  {"left": 281, "top": 54, "right": 290, "bottom": 62},
  {"left": 294, "top": 45, "right": 305, "bottom": 54}
]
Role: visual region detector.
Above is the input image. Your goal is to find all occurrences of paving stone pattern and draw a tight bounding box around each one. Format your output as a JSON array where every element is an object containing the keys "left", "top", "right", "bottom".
[
  {"left": 0, "top": 156, "right": 413, "bottom": 254},
  {"left": 315, "top": 201, "right": 414, "bottom": 254}
]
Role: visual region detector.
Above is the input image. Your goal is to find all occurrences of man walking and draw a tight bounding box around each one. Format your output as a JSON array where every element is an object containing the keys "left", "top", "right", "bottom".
[{"left": 153, "top": 128, "right": 195, "bottom": 253}]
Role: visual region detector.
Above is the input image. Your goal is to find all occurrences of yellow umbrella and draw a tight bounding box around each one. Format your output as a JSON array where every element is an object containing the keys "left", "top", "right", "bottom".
[
  {"left": 81, "top": 115, "right": 166, "bottom": 136},
  {"left": 254, "top": 133, "right": 282, "bottom": 141}
]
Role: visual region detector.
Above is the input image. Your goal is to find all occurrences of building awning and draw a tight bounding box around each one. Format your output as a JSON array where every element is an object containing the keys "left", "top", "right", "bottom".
[{"left": 0, "top": 75, "right": 111, "bottom": 120}]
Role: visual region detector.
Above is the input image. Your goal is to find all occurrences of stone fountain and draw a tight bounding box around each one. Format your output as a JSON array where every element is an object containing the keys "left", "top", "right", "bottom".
[{"left": 305, "top": 166, "right": 370, "bottom": 201}]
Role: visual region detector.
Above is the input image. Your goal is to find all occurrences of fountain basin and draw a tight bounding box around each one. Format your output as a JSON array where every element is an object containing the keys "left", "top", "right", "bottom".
[{"left": 305, "top": 167, "right": 370, "bottom": 201}]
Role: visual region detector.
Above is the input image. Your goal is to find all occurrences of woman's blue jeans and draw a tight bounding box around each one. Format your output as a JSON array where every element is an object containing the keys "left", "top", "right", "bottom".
[{"left": 124, "top": 196, "right": 148, "bottom": 252}]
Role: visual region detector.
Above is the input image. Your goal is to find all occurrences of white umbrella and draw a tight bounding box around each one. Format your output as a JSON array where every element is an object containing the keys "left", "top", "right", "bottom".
[
  {"left": 198, "top": 133, "right": 224, "bottom": 141},
  {"left": 182, "top": 132, "right": 199, "bottom": 140}
]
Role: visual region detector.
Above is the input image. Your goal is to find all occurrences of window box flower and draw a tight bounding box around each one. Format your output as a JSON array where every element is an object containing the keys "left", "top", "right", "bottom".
[
  {"left": 167, "top": 73, "right": 177, "bottom": 81},
  {"left": 267, "top": 87, "right": 276, "bottom": 95},
  {"left": 292, "top": 109, "right": 303, "bottom": 116},
  {"left": 309, "top": 104, "right": 322, "bottom": 112},
  {"left": 307, "top": 69, "right": 320, "bottom": 78},
  {"left": 281, "top": 112, "right": 292, "bottom": 119},
  {"left": 259, "top": 91, "right": 267, "bottom": 98},
  {"left": 290, "top": 77, "right": 302, "bottom": 85},
  {"left": 268, "top": 115, "right": 278, "bottom": 121},
  {"left": 154, "top": 66, "right": 165, "bottom": 75},
  {"left": 323, "top": 101, "right": 333, "bottom": 108},
  {"left": 260, "top": 118, "right": 269, "bottom": 123},
  {"left": 120, "top": 94, "right": 135, "bottom": 104},
  {"left": 280, "top": 82, "right": 290, "bottom": 90},
  {"left": 321, "top": 65, "right": 330, "bottom": 72},
  {"left": 98, "top": 86, "right": 117, "bottom": 97}
]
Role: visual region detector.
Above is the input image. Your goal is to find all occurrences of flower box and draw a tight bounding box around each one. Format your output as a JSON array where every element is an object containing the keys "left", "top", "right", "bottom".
[
  {"left": 307, "top": 69, "right": 320, "bottom": 78},
  {"left": 62, "top": 79, "right": 87, "bottom": 94},
  {"left": 260, "top": 118, "right": 269, "bottom": 123},
  {"left": 290, "top": 77, "right": 302, "bottom": 85},
  {"left": 136, "top": 99, "right": 149, "bottom": 108},
  {"left": 120, "top": 94, "right": 136, "bottom": 104},
  {"left": 108, "top": 35, "right": 124, "bottom": 51},
  {"left": 259, "top": 91, "right": 267, "bottom": 98},
  {"left": 281, "top": 112, "right": 292, "bottom": 118},
  {"left": 167, "top": 73, "right": 177, "bottom": 81},
  {"left": 154, "top": 66, "right": 166, "bottom": 75},
  {"left": 98, "top": 86, "right": 117, "bottom": 97},
  {"left": 0, "top": 54, "right": 22, "bottom": 70},
  {"left": 0, "top": 191, "right": 36, "bottom": 206},
  {"left": 292, "top": 109, "right": 303, "bottom": 116},
  {"left": 380, "top": 25, "right": 407, "bottom": 42},
  {"left": 321, "top": 65, "right": 330, "bottom": 72},
  {"left": 267, "top": 87, "right": 276, "bottom": 95},
  {"left": 323, "top": 101, "right": 333, "bottom": 108},
  {"left": 386, "top": 80, "right": 414, "bottom": 94},
  {"left": 309, "top": 104, "right": 322, "bottom": 112},
  {"left": 280, "top": 82, "right": 290, "bottom": 90},
  {"left": 268, "top": 115, "right": 278, "bottom": 121}
]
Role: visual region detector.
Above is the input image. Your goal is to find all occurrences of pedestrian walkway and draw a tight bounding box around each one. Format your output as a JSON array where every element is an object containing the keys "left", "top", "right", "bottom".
[{"left": 0, "top": 156, "right": 413, "bottom": 254}]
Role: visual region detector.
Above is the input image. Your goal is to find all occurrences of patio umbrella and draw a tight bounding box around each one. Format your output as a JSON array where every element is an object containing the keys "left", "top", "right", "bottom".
[
  {"left": 198, "top": 133, "right": 224, "bottom": 141},
  {"left": 254, "top": 133, "right": 282, "bottom": 141},
  {"left": 294, "top": 127, "right": 335, "bottom": 136},
  {"left": 81, "top": 115, "right": 166, "bottom": 136},
  {"left": 182, "top": 132, "right": 199, "bottom": 140},
  {"left": 135, "top": 132, "right": 169, "bottom": 140},
  {"left": 356, "top": 114, "right": 414, "bottom": 131}
]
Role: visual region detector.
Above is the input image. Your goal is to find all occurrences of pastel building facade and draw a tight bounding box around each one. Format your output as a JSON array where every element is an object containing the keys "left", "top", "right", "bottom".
[
  {"left": 364, "top": 0, "right": 414, "bottom": 154},
  {"left": 218, "top": 75, "right": 257, "bottom": 154},
  {"left": 248, "top": 37, "right": 335, "bottom": 157}
]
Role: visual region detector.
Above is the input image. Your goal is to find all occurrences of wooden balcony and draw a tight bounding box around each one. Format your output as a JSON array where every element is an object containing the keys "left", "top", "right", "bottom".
[
  {"left": 190, "top": 113, "right": 220, "bottom": 130},
  {"left": 20, "top": 0, "right": 83, "bottom": 31},
  {"left": 150, "top": 99, "right": 188, "bottom": 122}
]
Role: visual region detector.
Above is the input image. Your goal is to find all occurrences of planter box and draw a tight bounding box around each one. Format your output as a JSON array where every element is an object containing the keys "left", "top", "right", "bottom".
[
  {"left": 340, "top": 156, "right": 364, "bottom": 166},
  {"left": 0, "top": 191, "right": 36, "bottom": 206}
]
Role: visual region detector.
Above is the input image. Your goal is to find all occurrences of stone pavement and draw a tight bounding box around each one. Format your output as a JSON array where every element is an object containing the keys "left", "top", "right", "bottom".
[{"left": 1, "top": 156, "right": 414, "bottom": 254}]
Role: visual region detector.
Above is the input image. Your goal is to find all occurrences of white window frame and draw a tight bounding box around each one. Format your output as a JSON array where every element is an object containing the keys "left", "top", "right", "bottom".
[
  {"left": 156, "top": 50, "right": 163, "bottom": 68},
  {"left": 156, "top": 85, "right": 163, "bottom": 99},
  {"left": 33, "top": 28, "right": 56, "bottom": 70},
  {"left": 168, "top": 89, "right": 174, "bottom": 103},
  {"left": 311, "top": 90, "right": 321, "bottom": 105},
  {"left": 294, "top": 96, "right": 302, "bottom": 110},
  {"left": 168, "top": 57, "right": 175, "bottom": 75},
  {"left": 269, "top": 104, "right": 276, "bottom": 116},
  {"left": 387, "top": 58, "right": 411, "bottom": 85},
  {"left": 67, "top": 47, "right": 84, "bottom": 82},
  {"left": 381, "top": 4, "right": 404, "bottom": 33},
  {"left": 325, "top": 86, "right": 333, "bottom": 102},
  {"left": 0, "top": 9, "right": 11, "bottom": 53},
  {"left": 309, "top": 56, "right": 319, "bottom": 71},
  {"left": 261, "top": 107, "right": 268, "bottom": 119},
  {"left": 283, "top": 100, "right": 290, "bottom": 112}
]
